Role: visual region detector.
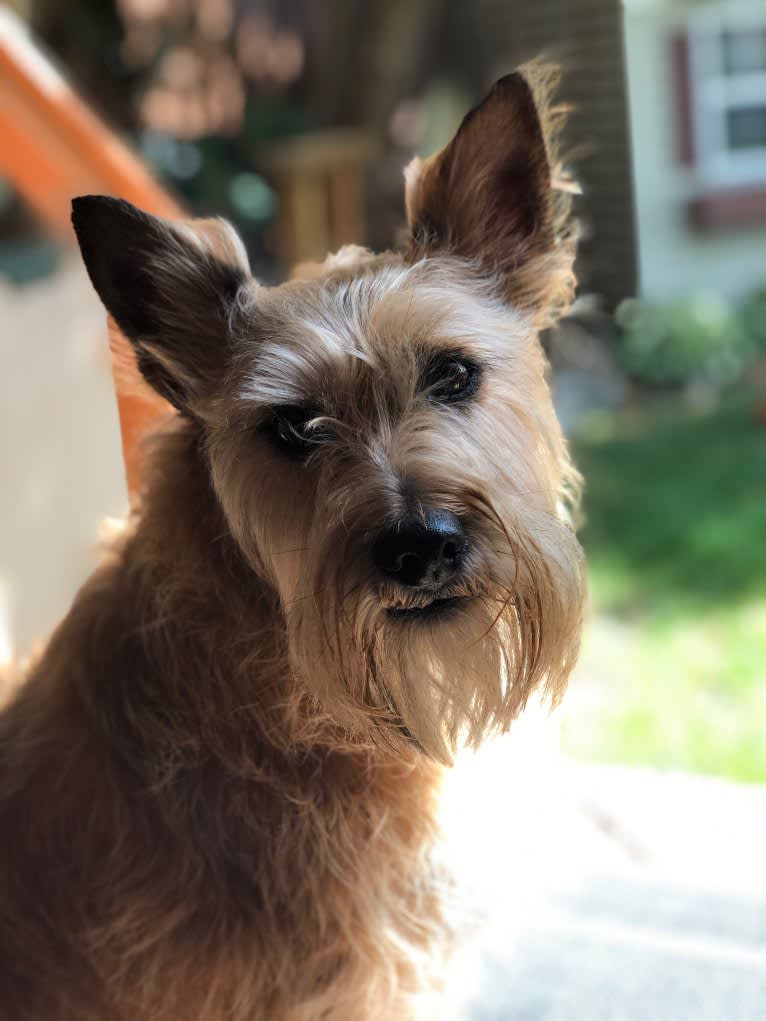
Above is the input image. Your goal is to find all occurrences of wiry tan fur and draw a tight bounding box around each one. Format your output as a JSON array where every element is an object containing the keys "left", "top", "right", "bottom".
[{"left": 0, "top": 66, "right": 584, "bottom": 1020}]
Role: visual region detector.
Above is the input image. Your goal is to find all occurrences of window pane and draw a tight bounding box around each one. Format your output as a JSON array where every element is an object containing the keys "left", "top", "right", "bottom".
[
  {"left": 722, "top": 28, "right": 766, "bottom": 74},
  {"left": 726, "top": 105, "right": 766, "bottom": 148}
]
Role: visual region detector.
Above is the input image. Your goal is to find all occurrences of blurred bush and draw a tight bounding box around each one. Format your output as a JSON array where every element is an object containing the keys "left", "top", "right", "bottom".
[
  {"left": 616, "top": 287, "right": 766, "bottom": 388},
  {"left": 741, "top": 286, "right": 766, "bottom": 351},
  {"left": 13, "top": 0, "right": 483, "bottom": 278}
]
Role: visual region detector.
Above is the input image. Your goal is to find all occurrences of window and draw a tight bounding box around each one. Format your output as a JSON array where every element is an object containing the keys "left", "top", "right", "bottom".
[{"left": 684, "top": 5, "right": 766, "bottom": 190}]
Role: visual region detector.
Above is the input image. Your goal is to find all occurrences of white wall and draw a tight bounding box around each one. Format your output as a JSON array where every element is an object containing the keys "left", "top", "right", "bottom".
[
  {"left": 623, "top": 0, "right": 766, "bottom": 302},
  {"left": 0, "top": 257, "right": 127, "bottom": 659}
]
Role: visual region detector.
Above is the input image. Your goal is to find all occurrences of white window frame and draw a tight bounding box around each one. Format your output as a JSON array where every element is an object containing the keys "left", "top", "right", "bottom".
[{"left": 687, "top": 1, "right": 766, "bottom": 190}]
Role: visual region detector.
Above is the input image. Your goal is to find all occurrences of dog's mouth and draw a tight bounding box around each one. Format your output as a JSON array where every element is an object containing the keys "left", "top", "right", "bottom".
[{"left": 386, "top": 594, "right": 469, "bottom": 621}]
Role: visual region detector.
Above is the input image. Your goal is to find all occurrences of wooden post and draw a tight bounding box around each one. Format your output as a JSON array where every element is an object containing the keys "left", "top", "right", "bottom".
[{"left": 261, "top": 129, "right": 374, "bottom": 271}]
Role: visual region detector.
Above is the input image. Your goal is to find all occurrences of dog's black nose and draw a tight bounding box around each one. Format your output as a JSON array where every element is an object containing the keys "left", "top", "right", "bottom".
[{"left": 373, "top": 509, "right": 466, "bottom": 588}]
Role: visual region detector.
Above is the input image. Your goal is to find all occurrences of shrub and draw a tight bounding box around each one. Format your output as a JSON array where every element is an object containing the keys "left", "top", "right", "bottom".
[
  {"left": 741, "top": 287, "right": 766, "bottom": 351},
  {"left": 616, "top": 292, "right": 756, "bottom": 387}
]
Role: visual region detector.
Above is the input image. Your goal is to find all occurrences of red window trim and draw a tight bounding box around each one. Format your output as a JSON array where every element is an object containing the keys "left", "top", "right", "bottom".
[
  {"left": 688, "top": 186, "right": 766, "bottom": 229},
  {"left": 672, "top": 32, "right": 696, "bottom": 166}
]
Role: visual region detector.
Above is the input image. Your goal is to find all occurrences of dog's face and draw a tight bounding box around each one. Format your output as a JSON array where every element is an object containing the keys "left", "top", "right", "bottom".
[{"left": 73, "top": 70, "right": 584, "bottom": 761}]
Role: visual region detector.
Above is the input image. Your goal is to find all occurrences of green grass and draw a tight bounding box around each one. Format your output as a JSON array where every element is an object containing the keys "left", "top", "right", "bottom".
[{"left": 563, "top": 391, "right": 766, "bottom": 782}]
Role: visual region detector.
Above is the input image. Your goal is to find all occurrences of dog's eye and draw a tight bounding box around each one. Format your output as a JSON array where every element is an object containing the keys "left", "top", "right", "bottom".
[
  {"left": 262, "top": 405, "right": 321, "bottom": 459},
  {"left": 420, "top": 353, "right": 481, "bottom": 405}
]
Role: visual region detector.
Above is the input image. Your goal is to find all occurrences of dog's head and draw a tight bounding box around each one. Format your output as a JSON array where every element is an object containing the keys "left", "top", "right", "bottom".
[{"left": 73, "top": 68, "right": 585, "bottom": 762}]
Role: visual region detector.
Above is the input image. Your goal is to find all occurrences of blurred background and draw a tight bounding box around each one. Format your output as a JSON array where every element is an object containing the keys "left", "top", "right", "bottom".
[{"left": 1, "top": 0, "right": 765, "bottom": 1018}]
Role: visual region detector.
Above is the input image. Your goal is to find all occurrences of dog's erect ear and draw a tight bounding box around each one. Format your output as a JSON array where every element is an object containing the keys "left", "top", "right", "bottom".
[
  {"left": 405, "top": 69, "right": 575, "bottom": 321},
  {"left": 71, "top": 196, "right": 250, "bottom": 411}
]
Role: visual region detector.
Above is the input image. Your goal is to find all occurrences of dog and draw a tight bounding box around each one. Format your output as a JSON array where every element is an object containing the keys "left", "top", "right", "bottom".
[{"left": 0, "top": 65, "right": 584, "bottom": 1020}]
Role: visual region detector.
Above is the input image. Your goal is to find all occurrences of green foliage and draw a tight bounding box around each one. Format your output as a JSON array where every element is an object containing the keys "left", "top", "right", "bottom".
[
  {"left": 616, "top": 292, "right": 759, "bottom": 386},
  {"left": 565, "top": 393, "right": 766, "bottom": 781},
  {"left": 741, "top": 286, "right": 766, "bottom": 350},
  {"left": 616, "top": 284, "right": 766, "bottom": 387}
]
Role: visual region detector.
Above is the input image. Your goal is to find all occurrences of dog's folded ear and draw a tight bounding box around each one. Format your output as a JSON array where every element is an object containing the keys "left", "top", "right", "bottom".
[
  {"left": 404, "top": 66, "right": 576, "bottom": 324},
  {"left": 71, "top": 196, "right": 251, "bottom": 411}
]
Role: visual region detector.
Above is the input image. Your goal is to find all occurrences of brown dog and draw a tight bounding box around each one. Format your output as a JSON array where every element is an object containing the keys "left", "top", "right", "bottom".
[{"left": 0, "top": 66, "right": 584, "bottom": 1020}]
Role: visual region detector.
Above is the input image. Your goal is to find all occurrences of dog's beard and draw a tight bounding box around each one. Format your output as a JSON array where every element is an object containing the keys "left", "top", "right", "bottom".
[{"left": 284, "top": 504, "right": 584, "bottom": 764}]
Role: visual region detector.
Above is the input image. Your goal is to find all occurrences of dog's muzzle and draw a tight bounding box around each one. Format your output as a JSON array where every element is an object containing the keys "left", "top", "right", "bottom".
[
  {"left": 373, "top": 509, "right": 469, "bottom": 618},
  {"left": 372, "top": 509, "right": 466, "bottom": 588}
]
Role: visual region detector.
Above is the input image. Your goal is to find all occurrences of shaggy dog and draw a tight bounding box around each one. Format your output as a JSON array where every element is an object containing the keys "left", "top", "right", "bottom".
[{"left": 0, "top": 65, "right": 584, "bottom": 1019}]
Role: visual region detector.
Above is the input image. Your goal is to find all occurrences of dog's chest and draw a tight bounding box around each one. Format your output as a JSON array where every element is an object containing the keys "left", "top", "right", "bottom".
[{"left": 130, "top": 754, "right": 451, "bottom": 1019}]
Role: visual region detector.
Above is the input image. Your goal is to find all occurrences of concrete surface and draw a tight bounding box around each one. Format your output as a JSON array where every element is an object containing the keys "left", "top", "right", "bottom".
[{"left": 447, "top": 738, "right": 766, "bottom": 1020}]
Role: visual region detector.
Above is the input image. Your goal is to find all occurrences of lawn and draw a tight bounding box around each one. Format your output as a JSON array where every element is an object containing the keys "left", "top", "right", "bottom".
[{"left": 563, "top": 390, "right": 766, "bottom": 782}]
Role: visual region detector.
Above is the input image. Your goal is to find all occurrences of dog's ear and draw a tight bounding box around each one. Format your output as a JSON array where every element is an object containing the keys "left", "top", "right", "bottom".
[
  {"left": 71, "top": 196, "right": 250, "bottom": 411},
  {"left": 404, "top": 69, "right": 575, "bottom": 321}
]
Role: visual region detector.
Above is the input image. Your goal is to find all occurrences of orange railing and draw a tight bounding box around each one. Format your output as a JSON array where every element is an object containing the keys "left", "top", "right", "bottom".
[{"left": 0, "top": 8, "right": 179, "bottom": 495}]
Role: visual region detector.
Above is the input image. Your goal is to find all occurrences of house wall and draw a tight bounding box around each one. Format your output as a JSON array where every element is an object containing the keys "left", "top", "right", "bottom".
[{"left": 623, "top": 0, "right": 766, "bottom": 302}]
